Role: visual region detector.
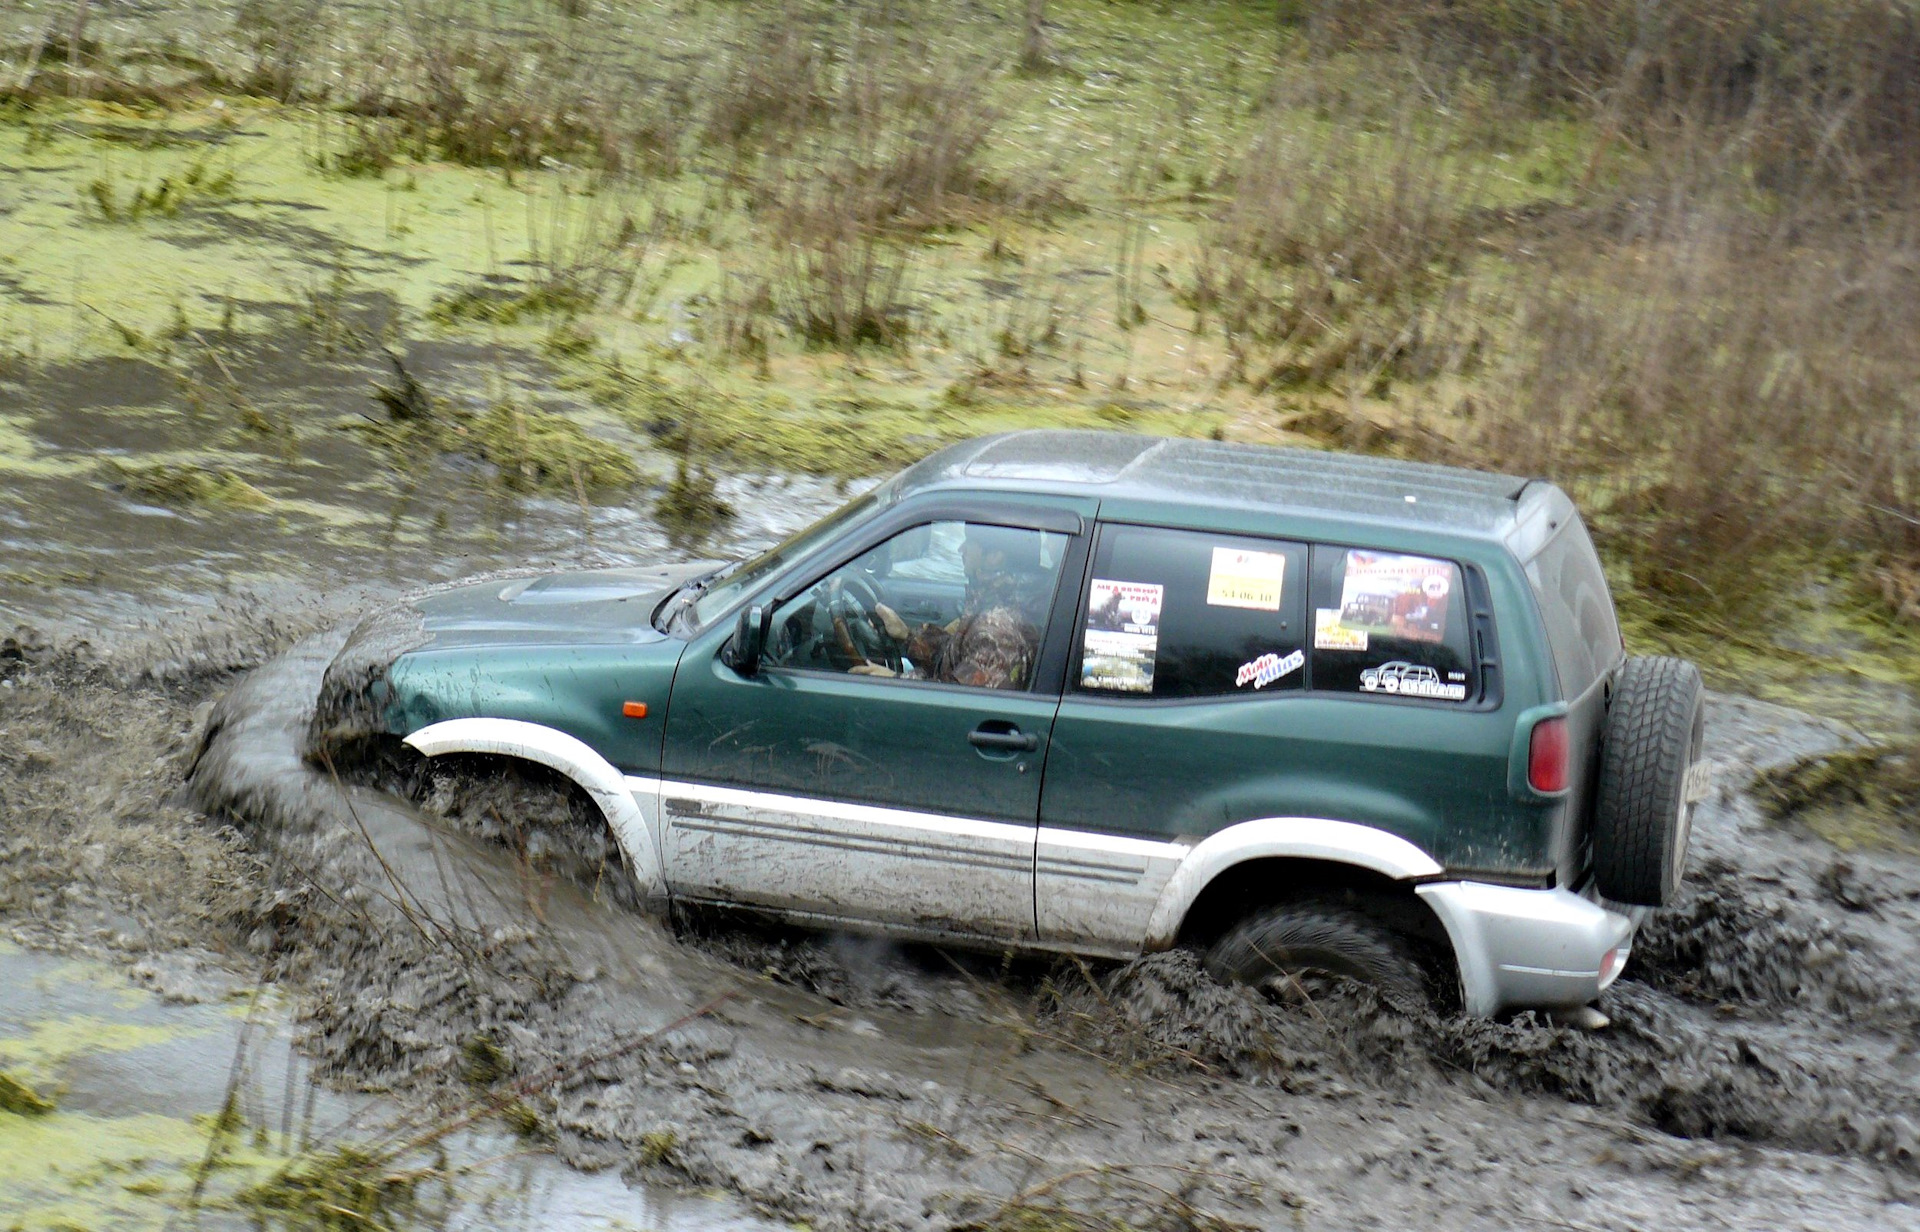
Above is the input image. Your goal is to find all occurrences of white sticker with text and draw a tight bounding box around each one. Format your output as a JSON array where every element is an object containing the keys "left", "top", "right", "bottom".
[{"left": 1235, "top": 648, "right": 1304, "bottom": 689}]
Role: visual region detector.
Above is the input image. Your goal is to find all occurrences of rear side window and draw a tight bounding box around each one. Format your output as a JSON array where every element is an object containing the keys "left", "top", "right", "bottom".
[
  {"left": 1309, "top": 546, "right": 1477, "bottom": 702},
  {"left": 1076, "top": 525, "right": 1306, "bottom": 699},
  {"left": 1525, "top": 517, "right": 1622, "bottom": 699}
]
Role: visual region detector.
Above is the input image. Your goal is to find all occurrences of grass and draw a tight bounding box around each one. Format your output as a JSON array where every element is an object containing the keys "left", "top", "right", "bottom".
[
  {"left": 1753, "top": 740, "right": 1920, "bottom": 853},
  {"left": 0, "top": 1069, "right": 57, "bottom": 1115},
  {"left": 102, "top": 460, "right": 275, "bottom": 510},
  {"left": 0, "top": 0, "right": 1913, "bottom": 721}
]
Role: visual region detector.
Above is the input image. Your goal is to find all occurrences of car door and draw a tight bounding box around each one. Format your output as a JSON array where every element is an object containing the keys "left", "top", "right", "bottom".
[
  {"left": 659, "top": 498, "right": 1093, "bottom": 940},
  {"left": 1037, "top": 526, "right": 1514, "bottom": 951}
]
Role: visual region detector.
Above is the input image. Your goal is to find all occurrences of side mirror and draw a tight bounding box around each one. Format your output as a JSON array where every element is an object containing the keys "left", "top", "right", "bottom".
[{"left": 730, "top": 604, "right": 768, "bottom": 676}]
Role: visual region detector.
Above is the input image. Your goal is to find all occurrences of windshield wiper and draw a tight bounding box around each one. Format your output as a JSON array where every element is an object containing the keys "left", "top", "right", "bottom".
[{"left": 652, "top": 564, "right": 731, "bottom": 633}]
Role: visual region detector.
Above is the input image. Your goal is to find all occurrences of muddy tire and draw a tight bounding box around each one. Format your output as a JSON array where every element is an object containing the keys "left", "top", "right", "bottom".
[
  {"left": 1592, "top": 655, "right": 1705, "bottom": 907},
  {"left": 1204, "top": 902, "right": 1427, "bottom": 1005}
]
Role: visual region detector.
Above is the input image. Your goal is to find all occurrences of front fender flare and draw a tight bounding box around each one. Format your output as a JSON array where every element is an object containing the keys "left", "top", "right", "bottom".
[
  {"left": 1142, "top": 817, "right": 1444, "bottom": 949},
  {"left": 402, "top": 718, "right": 665, "bottom": 903}
]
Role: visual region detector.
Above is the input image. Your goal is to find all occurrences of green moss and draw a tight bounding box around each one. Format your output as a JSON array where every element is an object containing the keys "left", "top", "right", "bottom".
[
  {"left": 655, "top": 451, "right": 735, "bottom": 546},
  {"left": 460, "top": 1034, "right": 511, "bottom": 1087},
  {"left": 238, "top": 1145, "right": 420, "bottom": 1231},
  {"left": 100, "top": 461, "right": 274, "bottom": 511},
  {"left": 472, "top": 399, "right": 638, "bottom": 494},
  {"left": 0, "top": 1069, "right": 56, "bottom": 1115},
  {"left": 0, "top": 1015, "right": 194, "bottom": 1075},
  {"left": 1752, "top": 741, "right": 1920, "bottom": 853},
  {"left": 429, "top": 280, "right": 595, "bottom": 327},
  {"left": 82, "top": 159, "right": 236, "bottom": 224},
  {"left": 636, "top": 1129, "right": 678, "bottom": 1166},
  {"left": 500, "top": 1099, "right": 551, "bottom": 1141}
]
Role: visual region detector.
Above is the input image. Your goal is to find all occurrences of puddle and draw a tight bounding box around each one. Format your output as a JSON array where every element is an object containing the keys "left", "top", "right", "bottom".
[
  {"left": 0, "top": 320, "right": 859, "bottom": 640},
  {"left": 0, "top": 940, "right": 789, "bottom": 1231}
]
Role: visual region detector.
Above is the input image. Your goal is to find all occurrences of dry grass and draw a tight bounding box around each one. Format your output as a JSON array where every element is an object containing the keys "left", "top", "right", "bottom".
[
  {"left": 1469, "top": 193, "right": 1920, "bottom": 621},
  {"left": 1190, "top": 38, "right": 1920, "bottom": 629},
  {"left": 752, "top": 32, "right": 1001, "bottom": 349},
  {"left": 1192, "top": 83, "right": 1494, "bottom": 398},
  {"left": 1312, "top": 0, "right": 1920, "bottom": 191}
]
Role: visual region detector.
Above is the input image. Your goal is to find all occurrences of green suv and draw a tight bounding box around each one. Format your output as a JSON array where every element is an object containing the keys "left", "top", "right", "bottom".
[{"left": 318, "top": 432, "right": 1708, "bottom": 1016}]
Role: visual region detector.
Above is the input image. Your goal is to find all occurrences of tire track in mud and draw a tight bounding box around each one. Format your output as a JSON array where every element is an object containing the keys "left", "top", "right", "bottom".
[{"left": 11, "top": 615, "right": 1919, "bottom": 1230}]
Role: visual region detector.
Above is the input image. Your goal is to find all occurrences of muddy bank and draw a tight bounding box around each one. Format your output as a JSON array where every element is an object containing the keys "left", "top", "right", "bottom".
[{"left": 158, "top": 615, "right": 1920, "bottom": 1229}]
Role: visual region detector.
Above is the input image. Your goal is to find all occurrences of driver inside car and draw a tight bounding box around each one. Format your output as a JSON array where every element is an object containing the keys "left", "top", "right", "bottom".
[{"left": 850, "top": 524, "right": 1049, "bottom": 690}]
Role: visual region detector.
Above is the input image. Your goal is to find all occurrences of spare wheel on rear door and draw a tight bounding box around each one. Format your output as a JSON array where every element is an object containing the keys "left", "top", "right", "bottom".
[{"left": 1591, "top": 655, "right": 1705, "bottom": 907}]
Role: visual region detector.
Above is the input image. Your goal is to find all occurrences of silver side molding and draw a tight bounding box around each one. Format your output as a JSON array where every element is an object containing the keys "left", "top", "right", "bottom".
[
  {"left": 656, "top": 779, "right": 1036, "bottom": 938},
  {"left": 402, "top": 718, "right": 666, "bottom": 903}
]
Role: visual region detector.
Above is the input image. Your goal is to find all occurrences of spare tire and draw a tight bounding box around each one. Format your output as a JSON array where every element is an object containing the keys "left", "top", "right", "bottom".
[{"left": 1592, "top": 655, "right": 1705, "bottom": 906}]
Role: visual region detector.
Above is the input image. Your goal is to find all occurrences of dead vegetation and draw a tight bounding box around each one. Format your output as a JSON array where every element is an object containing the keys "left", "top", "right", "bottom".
[
  {"left": 359, "top": 351, "right": 638, "bottom": 502},
  {"left": 1190, "top": 10, "right": 1920, "bottom": 636},
  {"left": 0, "top": 0, "right": 1917, "bottom": 671},
  {"left": 1754, "top": 741, "right": 1920, "bottom": 851}
]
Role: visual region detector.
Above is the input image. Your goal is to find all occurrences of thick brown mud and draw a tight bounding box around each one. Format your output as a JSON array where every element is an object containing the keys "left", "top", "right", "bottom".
[{"left": 123, "top": 614, "right": 1913, "bottom": 1229}]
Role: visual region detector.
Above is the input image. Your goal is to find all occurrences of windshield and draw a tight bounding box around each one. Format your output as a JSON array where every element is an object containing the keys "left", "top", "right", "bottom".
[{"left": 681, "top": 488, "right": 886, "bottom": 631}]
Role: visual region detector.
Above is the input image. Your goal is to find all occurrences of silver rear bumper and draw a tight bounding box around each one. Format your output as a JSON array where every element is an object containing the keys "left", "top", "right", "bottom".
[{"left": 1415, "top": 881, "right": 1637, "bottom": 1015}]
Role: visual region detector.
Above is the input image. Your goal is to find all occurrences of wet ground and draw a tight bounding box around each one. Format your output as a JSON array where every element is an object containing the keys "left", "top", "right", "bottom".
[
  {"left": 0, "top": 302, "right": 1914, "bottom": 1230},
  {"left": 1, "top": 560, "right": 1911, "bottom": 1229},
  {"left": 0, "top": 941, "right": 785, "bottom": 1231}
]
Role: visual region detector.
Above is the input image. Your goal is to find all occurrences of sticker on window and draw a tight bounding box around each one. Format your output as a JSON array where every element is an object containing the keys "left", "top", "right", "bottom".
[
  {"left": 1206, "top": 546, "right": 1286, "bottom": 611},
  {"left": 1081, "top": 579, "right": 1163, "bottom": 693},
  {"left": 1235, "top": 648, "right": 1304, "bottom": 689},
  {"left": 1335, "top": 551, "right": 1456, "bottom": 644},
  {"left": 1314, "top": 607, "right": 1368, "bottom": 651},
  {"left": 1359, "top": 660, "right": 1468, "bottom": 701}
]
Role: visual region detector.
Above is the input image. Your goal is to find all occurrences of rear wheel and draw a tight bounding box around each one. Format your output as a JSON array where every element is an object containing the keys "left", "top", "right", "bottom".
[
  {"left": 1591, "top": 655, "right": 1705, "bottom": 907},
  {"left": 1204, "top": 901, "right": 1427, "bottom": 1006}
]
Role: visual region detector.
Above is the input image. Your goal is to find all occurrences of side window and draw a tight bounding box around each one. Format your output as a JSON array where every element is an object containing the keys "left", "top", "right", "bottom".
[
  {"left": 1075, "top": 525, "right": 1306, "bottom": 699},
  {"left": 1525, "top": 517, "right": 1621, "bottom": 699},
  {"left": 764, "top": 520, "right": 1068, "bottom": 691},
  {"left": 1310, "top": 546, "right": 1477, "bottom": 702}
]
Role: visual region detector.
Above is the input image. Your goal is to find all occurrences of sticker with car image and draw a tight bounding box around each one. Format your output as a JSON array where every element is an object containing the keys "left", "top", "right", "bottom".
[
  {"left": 1235, "top": 648, "right": 1304, "bottom": 689},
  {"left": 1358, "top": 660, "right": 1468, "bottom": 700},
  {"left": 1335, "top": 550, "right": 1455, "bottom": 644}
]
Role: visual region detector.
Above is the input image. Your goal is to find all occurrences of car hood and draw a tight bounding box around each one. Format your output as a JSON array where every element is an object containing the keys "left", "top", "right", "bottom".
[{"left": 411, "top": 561, "right": 724, "bottom": 651}]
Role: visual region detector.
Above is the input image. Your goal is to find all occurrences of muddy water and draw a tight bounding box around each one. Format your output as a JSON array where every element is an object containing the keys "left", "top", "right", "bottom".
[
  {"left": 6, "top": 339, "right": 1920, "bottom": 1227},
  {"left": 0, "top": 941, "right": 785, "bottom": 1231},
  {"left": 161, "top": 621, "right": 1920, "bottom": 1230},
  {"left": 0, "top": 312, "right": 859, "bottom": 638}
]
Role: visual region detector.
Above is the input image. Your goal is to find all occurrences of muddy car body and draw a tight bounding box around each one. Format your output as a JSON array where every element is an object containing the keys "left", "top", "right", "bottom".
[{"left": 327, "top": 432, "right": 1706, "bottom": 1016}]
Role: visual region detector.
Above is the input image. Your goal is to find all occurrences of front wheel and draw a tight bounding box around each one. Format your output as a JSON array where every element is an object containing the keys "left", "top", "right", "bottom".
[{"left": 1204, "top": 901, "right": 1428, "bottom": 1006}]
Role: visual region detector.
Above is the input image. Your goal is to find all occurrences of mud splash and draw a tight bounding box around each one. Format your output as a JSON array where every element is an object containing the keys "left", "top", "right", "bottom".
[{"left": 0, "top": 624, "right": 786, "bottom": 1231}]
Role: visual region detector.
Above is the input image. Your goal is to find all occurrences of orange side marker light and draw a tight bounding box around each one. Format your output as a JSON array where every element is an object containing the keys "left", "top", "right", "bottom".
[{"left": 622, "top": 701, "right": 649, "bottom": 719}]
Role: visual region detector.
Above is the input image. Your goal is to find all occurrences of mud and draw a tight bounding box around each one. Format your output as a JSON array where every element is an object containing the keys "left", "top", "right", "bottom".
[
  {"left": 3, "top": 490, "right": 1918, "bottom": 1227},
  {"left": 131, "top": 617, "right": 1920, "bottom": 1229}
]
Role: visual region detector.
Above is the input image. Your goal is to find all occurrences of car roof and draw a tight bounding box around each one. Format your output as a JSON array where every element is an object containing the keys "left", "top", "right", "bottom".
[{"left": 893, "top": 431, "right": 1558, "bottom": 543}]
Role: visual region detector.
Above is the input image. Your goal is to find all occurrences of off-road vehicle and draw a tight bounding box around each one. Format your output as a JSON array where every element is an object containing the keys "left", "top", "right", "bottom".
[{"left": 316, "top": 432, "right": 1707, "bottom": 1015}]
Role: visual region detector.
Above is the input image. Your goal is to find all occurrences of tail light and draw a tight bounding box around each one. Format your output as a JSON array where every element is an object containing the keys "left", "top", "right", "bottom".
[
  {"left": 1598, "top": 946, "right": 1629, "bottom": 990},
  {"left": 1528, "top": 716, "right": 1570, "bottom": 794}
]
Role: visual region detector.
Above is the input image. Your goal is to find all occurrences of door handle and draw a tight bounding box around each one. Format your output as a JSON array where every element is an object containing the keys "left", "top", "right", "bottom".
[{"left": 969, "top": 727, "right": 1039, "bottom": 752}]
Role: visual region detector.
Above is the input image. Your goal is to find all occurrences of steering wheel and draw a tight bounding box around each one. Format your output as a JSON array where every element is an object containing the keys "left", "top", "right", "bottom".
[
  {"left": 837, "top": 570, "right": 883, "bottom": 619},
  {"left": 831, "top": 571, "right": 908, "bottom": 674}
]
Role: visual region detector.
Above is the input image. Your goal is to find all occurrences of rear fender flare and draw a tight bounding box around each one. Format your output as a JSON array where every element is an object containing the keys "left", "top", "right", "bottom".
[
  {"left": 402, "top": 718, "right": 665, "bottom": 903},
  {"left": 1143, "top": 817, "right": 1444, "bottom": 948}
]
